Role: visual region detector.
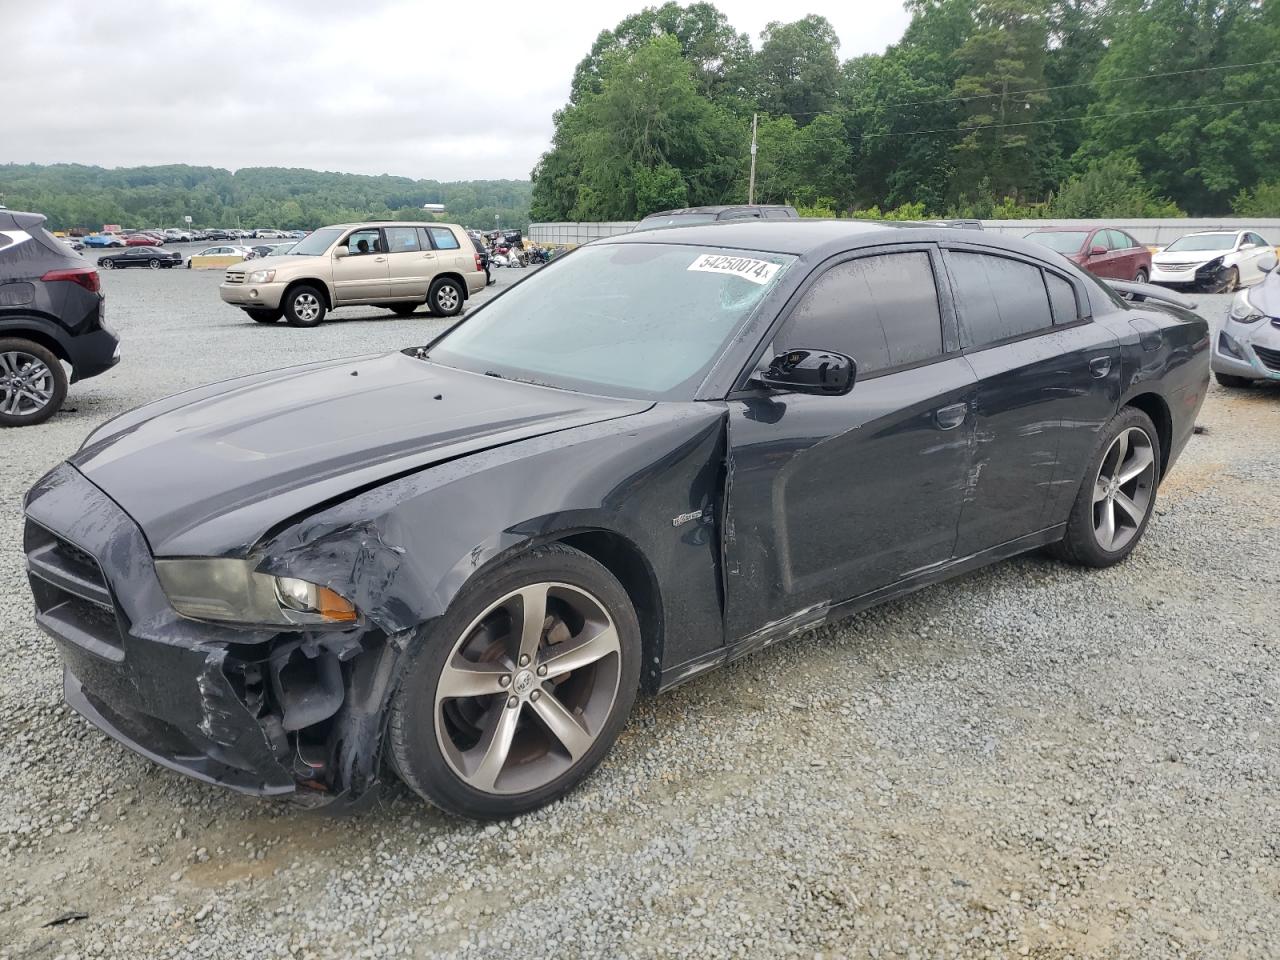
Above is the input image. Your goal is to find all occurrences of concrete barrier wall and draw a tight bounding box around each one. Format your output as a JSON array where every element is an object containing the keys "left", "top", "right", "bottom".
[{"left": 531, "top": 218, "right": 1280, "bottom": 249}]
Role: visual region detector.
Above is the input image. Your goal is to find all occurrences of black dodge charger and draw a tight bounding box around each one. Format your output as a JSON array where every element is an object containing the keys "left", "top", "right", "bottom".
[{"left": 23, "top": 221, "right": 1209, "bottom": 818}]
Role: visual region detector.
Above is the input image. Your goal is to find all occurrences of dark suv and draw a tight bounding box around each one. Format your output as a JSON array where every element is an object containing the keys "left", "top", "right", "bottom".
[{"left": 0, "top": 210, "right": 119, "bottom": 426}]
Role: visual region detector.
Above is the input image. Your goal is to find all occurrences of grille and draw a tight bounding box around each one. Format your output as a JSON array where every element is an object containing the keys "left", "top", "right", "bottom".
[
  {"left": 224, "top": 271, "right": 245, "bottom": 284},
  {"left": 1159, "top": 262, "right": 1200, "bottom": 272},
  {"left": 1253, "top": 344, "right": 1280, "bottom": 372},
  {"left": 24, "top": 520, "right": 124, "bottom": 661}
]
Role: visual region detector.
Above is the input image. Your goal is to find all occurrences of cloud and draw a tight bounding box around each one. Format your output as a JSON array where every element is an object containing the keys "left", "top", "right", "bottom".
[{"left": 6, "top": 0, "right": 911, "bottom": 181}]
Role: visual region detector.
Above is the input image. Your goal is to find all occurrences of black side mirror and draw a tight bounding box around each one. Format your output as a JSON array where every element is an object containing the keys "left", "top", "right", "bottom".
[{"left": 759, "top": 349, "right": 856, "bottom": 396}]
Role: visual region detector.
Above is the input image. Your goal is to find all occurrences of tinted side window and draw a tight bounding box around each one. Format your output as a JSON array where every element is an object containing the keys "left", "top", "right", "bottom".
[
  {"left": 1045, "top": 272, "right": 1080, "bottom": 326},
  {"left": 777, "top": 252, "right": 944, "bottom": 376},
  {"left": 427, "top": 227, "right": 460, "bottom": 250},
  {"left": 721, "top": 210, "right": 759, "bottom": 220},
  {"left": 764, "top": 209, "right": 791, "bottom": 219},
  {"left": 950, "top": 252, "right": 1054, "bottom": 348},
  {"left": 384, "top": 227, "right": 420, "bottom": 252},
  {"left": 1103, "top": 230, "right": 1126, "bottom": 250},
  {"left": 346, "top": 229, "right": 382, "bottom": 255}
]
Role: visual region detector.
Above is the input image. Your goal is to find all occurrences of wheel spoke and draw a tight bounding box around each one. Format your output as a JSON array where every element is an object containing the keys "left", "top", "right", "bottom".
[
  {"left": 1113, "top": 490, "right": 1144, "bottom": 525},
  {"left": 1092, "top": 478, "right": 1109, "bottom": 505},
  {"left": 1099, "top": 499, "right": 1117, "bottom": 549},
  {"left": 529, "top": 690, "right": 594, "bottom": 761},
  {"left": 437, "top": 659, "right": 510, "bottom": 700},
  {"left": 1116, "top": 446, "right": 1154, "bottom": 485},
  {"left": 0, "top": 353, "right": 18, "bottom": 376},
  {"left": 468, "top": 701, "right": 520, "bottom": 792},
  {"left": 540, "top": 624, "right": 620, "bottom": 680},
  {"left": 516, "top": 583, "right": 549, "bottom": 664},
  {"left": 1108, "top": 430, "right": 1129, "bottom": 478}
]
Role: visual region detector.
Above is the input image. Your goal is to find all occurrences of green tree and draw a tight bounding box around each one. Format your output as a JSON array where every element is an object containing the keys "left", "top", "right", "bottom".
[
  {"left": 534, "top": 35, "right": 743, "bottom": 220},
  {"left": 1049, "top": 155, "right": 1184, "bottom": 216},
  {"left": 569, "top": 2, "right": 752, "bottom": 104},
  {"left": 950, "top": 0, "right": 1054, "bottom": 202},
  {"left": 753, "top": 15, "right": 842, "bottom": 122},
  {"left": 1076, "top": 0, "right": 1280, "bottom": 214}
]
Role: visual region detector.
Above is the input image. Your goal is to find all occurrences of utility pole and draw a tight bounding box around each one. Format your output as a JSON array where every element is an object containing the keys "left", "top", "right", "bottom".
[{"left": 748, "top": 112, "right": 758, "bottom": 205}]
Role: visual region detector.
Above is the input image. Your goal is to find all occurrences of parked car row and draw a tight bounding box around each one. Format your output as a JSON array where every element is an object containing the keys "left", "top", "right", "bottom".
[{"left": 1024, "top": 226, "right": 1274, "bottom": 293}]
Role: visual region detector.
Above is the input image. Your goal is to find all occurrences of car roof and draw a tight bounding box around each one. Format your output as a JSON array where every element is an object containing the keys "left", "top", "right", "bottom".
[
  {"left": 601, "top": 218, "right": 1054, "bottom": 260},
  {"left": 1179, "top": 230, "right": 1241, "bottom": 237},
  {"left": 327, "top": 220, "right": 464, "bottom": 229},
  {"left": 641, "top": 205, "right": 792, "bottom": 218},
  {"left": 0, "top": 210, "right": 47, "bottom": 232}
]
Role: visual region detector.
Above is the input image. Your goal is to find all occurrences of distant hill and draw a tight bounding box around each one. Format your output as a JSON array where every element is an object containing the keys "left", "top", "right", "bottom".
[{"left": 0, "top": 163, "right": 532, "bottom": 232}]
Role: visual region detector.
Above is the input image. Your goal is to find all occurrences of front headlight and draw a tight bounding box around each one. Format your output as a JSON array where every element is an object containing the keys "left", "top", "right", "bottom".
[
  {"left": 247, "top": 269, "right": 275, "bottom": 283},
  {"left": 155, "top": 558, "right": 357, "bottom": 626},
  {"left": 1229, "top": 290, "right": 1264, "bottom": 324}
]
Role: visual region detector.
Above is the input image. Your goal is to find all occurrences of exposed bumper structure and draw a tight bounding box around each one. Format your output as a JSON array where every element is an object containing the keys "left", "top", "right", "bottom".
[
  {"left": 1211, "top": 323, "right": 1280, "bottom": 382},
  {"left": 23, "top": 464, "right": 400, "bottom": 807}
]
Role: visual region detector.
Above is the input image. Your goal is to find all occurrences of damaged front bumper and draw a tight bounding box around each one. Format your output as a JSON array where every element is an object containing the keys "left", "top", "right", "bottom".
[{"left": 23, "top": 463, "right": 403, "bottom": 809}]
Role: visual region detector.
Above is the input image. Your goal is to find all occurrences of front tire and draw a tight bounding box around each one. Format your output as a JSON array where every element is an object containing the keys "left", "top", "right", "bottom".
[
  {"left": 148, "top": 258, "right": 161, "bottom": 270},
  {"left": 427, "top": 277, "right": 464, "bottom": 317},
  {"left": 1215, "top": 371, "right": 1253, "bottom": 389},
  {"left": 1051, "top": 408, "right": 1160, "bottom": 568},
  {"left": 245, "top": 308, "right": 283, "bottom": 324},
  {"left": 0, "top": 339, "right": 68, "bottom": 427},
  {"left": 387, "top": 543, "right": 641, "bottom": 819},
  {"left": 283, "top": 285, "right": 327, "bottom": 327},
  {"left": 101, "top": 258, "right": 114, "bottom": 269},
  {"left": 389, "top": 302, "right": 420, "bottom": 316}
]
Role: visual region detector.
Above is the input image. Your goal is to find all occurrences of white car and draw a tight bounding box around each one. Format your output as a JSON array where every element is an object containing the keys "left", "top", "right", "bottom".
[{"left": 1150, "top": 230, "right": 1274, "bottom": 292}]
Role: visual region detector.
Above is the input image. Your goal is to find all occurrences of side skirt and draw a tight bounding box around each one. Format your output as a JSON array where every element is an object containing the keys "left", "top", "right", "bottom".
[{"left": 657, "top": 524, "right": 1067, "bottom": 693}]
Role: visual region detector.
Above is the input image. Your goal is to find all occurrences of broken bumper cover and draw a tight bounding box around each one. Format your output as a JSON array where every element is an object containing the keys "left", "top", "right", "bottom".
[{"left": 23, "top": 463, "right": 395, "bottom": 806}]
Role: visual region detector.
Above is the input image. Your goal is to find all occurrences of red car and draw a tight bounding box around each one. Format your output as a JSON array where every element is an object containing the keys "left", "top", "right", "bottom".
[
  {"left": 1024, "top": 227, "right": 1152, "bottom": 283},
  {"left": 124, "top": 234, "right": 162, "bottom": 247}
]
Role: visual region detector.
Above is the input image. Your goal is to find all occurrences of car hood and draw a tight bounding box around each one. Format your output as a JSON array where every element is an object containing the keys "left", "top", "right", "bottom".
[
  {"left": 70, "top": 352, "right": 650, "bottom": 556},
  {"left": 1152, "top": 249, "right": 1223, "bottom": 265},
  {"left": 1246, "top": 271, "right": 1280, "bottom": 317},
  {"left": 225, "top": 254, "right": 309, "bottom": 272}
]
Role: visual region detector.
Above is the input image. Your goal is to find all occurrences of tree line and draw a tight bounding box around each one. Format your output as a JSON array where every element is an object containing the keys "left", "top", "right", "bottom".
[
  {"left": 530, "top": 0, "right": 1280, "bottom": 222},
  {"left": 0, "top": 163, "right": 532, "bottom": 232}
]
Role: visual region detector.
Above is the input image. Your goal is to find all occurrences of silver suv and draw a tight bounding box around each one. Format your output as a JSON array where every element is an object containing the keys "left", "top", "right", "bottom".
[{"left": 219, "top": 221, "right": 486, "bottom": 327}]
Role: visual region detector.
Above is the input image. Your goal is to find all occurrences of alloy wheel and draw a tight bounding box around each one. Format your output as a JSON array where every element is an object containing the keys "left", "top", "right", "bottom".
[
  {"left": 436, "top": 285, "right": 460, "bottom": 313},
  {"left": 434, "top": 581, "right": 622, "bottom": 795},
  {"left": 0, "top": 351, "right": 56, "bottom": 417},
  {"left": 1092, "top": 426, "right": 1156, "bottom": 552},
  {"left": 293, "top": 292, "right": 320, "bottom": 322}
]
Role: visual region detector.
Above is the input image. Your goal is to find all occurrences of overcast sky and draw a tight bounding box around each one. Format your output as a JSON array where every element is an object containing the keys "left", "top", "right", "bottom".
[{"left": 7, "top": 0, "right": 912, "bottom": 182}]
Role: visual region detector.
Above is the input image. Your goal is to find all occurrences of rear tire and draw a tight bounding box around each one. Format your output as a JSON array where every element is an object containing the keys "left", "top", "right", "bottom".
[
  {"left": 1051, "top": 407, "right": 1160, "bottom": 568},
  {"left": 0, "top": 339, "right": 68, "bottom": 428},
  {"left": 428, "top": 277, "right": 465, "bottom": 317},
  {"left": 388, "top": 543, "right": 641, "bottom": 819},
  {"left": 1215, "top": 371, "right": 1253, "bottom": 389},
  {"left": 283, "top": 285, "right": 327, "bottom": 327},
  {"left": 1134, "top": 268, "right": 1148, "bottom": 284},
  {"left": 148, "top": 258, "right": 161, "bottom": 270}
]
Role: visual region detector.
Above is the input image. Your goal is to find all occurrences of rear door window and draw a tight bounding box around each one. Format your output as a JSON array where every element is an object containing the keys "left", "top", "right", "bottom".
[
  {"left": 384, "top": 227, "right": 420, "bottom": 252},
  {"left": 949, "top": 252, "right": 1055, "bottom": 348},
  {"left": 1044, "top": 271, "right": 1081, "bottom": 326},
  {"left": 426, "top": 227, "right": 460, "bottom": 250},
  {"left": 776, "top": 251, "right": 944, "bottom": 376}
]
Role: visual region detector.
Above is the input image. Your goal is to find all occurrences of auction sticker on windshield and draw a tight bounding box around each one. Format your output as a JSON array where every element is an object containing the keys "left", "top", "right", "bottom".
[{"left": 687, "top": 254, "right": 780, "bottom": 285}]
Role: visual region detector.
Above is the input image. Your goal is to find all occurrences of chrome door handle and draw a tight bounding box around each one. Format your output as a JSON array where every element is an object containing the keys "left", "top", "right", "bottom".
[
  {"left": 934, "top": 402, "right": 968, "bottom": 430},
  {"left": 1089, "top": 356, "right": 1112, "bottom": 378}
]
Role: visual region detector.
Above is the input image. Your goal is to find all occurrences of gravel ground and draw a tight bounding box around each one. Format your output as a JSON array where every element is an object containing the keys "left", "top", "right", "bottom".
[{"left": 1, "top": 276, "right": 1277, "bottom": 960}]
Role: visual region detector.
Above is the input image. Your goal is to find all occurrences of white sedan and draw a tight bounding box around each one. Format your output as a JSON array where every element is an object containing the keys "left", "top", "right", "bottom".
[{"left": 1150, "top": 230, "right": 1274, "bottom": 291}]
